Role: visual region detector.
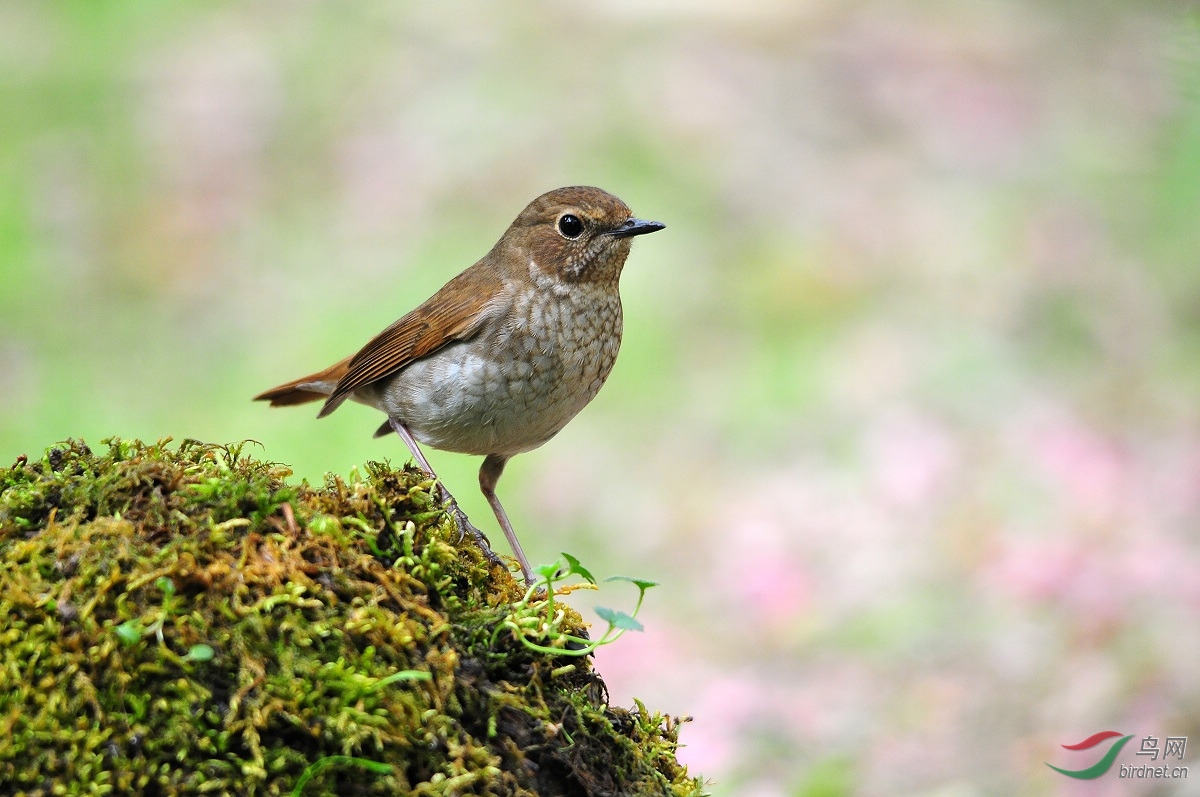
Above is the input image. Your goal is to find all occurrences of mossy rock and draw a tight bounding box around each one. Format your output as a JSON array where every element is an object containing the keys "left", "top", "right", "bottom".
[{"left": 0, "top": 439, "right": 703, "bottom": 796}]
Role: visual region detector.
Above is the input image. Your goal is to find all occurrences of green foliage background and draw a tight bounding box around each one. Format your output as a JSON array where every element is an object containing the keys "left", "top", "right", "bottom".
[{"left": 2, "top": 2, "right": 1199, "bottom": 794}]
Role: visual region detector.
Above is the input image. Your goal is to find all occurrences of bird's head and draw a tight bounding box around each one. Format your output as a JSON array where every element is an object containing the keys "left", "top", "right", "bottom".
[{"left": 502, "top": 186, "right": 664, "bottom": 286}]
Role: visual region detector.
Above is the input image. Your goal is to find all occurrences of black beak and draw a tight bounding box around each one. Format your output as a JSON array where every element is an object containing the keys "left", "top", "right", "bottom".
[{"left": 609, "top": 217, "right": 666, "bottom": 238}]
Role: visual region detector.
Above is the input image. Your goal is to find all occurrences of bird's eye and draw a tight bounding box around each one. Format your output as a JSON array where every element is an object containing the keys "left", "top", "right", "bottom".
[{"left": 557, "top": 214, "right": 584, "bottom": 239}]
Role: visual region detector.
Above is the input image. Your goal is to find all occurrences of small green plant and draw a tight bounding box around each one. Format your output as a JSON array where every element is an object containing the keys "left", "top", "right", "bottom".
[
  {"left": 112, "top": 576, "right": 214, "bottom": 664},
  {"left": 364, "top": 669, "right": 433, "bottom": 693},
  {"left": 495, "top": 552, "right": 657, "bottom": 658},
  {"left": 182, "top": 643, "right": 214, "bottom": 662}
]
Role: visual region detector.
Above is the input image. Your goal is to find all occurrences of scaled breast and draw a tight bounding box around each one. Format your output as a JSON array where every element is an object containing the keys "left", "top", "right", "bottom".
[{"left": 373, "top": 284, "right": 624, "bottom": 457}]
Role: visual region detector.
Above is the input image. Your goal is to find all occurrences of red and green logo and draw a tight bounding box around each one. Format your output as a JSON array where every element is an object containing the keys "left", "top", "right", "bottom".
[{"left": 1047, "top": 731, "right": 1134, "bottom": 779}]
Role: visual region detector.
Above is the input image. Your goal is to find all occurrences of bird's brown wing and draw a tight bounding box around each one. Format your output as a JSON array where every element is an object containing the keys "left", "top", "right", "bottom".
[
  {"left": 317, "top": 267, "right": 505, "bottom": 417},
  {"left": 254, "top": 356, "right": 352, "bottom": 407}
]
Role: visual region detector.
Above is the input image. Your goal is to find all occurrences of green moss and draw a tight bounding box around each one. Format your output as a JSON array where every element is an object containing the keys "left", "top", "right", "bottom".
[{"left": 0, "top": 439, "right": 704, "bottom": 797}]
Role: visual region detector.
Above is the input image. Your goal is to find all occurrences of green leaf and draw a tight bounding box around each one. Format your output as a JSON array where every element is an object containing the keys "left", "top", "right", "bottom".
[
  {"left": 595, "top": 606, "right": 644, "bottom": 632},
  {"left": 184, "top": 644, "right": 214, "bottom": 662},
  {"left": 115, "top": 621, "right": 143, "bottom": 645},
  {"left": 560, "top": 552, "right": 596, "bottom": 584},
  {"left": 291, "top": 756, "right": 392, "bottom": 796},
  {"left": 535, "top": 562, "right": 561, "bottom": 581},
  {"left": 154, "top": 576, "right": 175, "bottom": 597},
  {"left": 605, "top": 575, "right": 659, "bottom": 591}
]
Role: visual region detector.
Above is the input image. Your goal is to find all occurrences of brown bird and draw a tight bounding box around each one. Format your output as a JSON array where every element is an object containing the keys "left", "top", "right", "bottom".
[{"left": 255, "top": 186, "right": 664, "bottom": 584}]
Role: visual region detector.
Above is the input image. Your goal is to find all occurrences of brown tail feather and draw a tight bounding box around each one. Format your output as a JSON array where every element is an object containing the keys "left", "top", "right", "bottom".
[{"left": 253, "top": 357, "right": 352, "bottom": 409}]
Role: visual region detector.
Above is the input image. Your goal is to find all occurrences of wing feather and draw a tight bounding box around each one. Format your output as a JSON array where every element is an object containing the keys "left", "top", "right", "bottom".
[{"left": 317, "top": 267, "right": 504, "bottom": 417}]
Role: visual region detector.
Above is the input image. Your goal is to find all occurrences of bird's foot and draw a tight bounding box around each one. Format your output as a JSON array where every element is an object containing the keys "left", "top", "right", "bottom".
[{"left": 444, "top": 500, "right": 506, "bottom": 570}]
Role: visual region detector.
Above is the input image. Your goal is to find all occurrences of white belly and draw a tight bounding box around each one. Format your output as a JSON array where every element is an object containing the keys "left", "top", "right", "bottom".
[{"left": 354, "top": 294, "right": 621, "bottom": 456}]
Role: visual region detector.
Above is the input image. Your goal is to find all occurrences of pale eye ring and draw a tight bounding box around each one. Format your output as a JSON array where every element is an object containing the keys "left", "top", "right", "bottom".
[{"left": 557, "top": 213, "right": 584, "bottom": 239}]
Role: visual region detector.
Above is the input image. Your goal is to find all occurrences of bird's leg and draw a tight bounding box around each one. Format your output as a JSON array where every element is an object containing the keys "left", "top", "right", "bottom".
[
  {"left": 479, "top": 454, "right": 536, "bottom": 586},
  {"left": 387, "top": 418, "right": 503, "bottom": 568}
]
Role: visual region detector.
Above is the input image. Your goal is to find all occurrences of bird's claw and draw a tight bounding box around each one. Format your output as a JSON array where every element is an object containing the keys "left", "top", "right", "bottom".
[{"left": 446, "top": 502, "right": 505, "bottom": 569}]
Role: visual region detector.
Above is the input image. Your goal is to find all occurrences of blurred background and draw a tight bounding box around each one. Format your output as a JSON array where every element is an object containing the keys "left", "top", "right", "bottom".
[{"left": 3, "top": 1, "right": 1199, "bottom": 794}]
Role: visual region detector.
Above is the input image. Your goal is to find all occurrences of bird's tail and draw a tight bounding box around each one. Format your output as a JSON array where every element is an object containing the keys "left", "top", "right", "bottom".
[{"left": 253, "top": 356, "right": 352, "bottom": 408}]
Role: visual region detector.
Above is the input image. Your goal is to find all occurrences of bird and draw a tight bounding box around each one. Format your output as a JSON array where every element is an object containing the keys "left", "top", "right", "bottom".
[{"left": 254, "top": 186, "right": 664, "bottom": 585}]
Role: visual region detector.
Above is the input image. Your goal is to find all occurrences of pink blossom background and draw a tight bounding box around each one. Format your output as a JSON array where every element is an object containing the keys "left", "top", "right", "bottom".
[{"left": 2, "top": 2, "right": 1198, "bottom": 794}]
